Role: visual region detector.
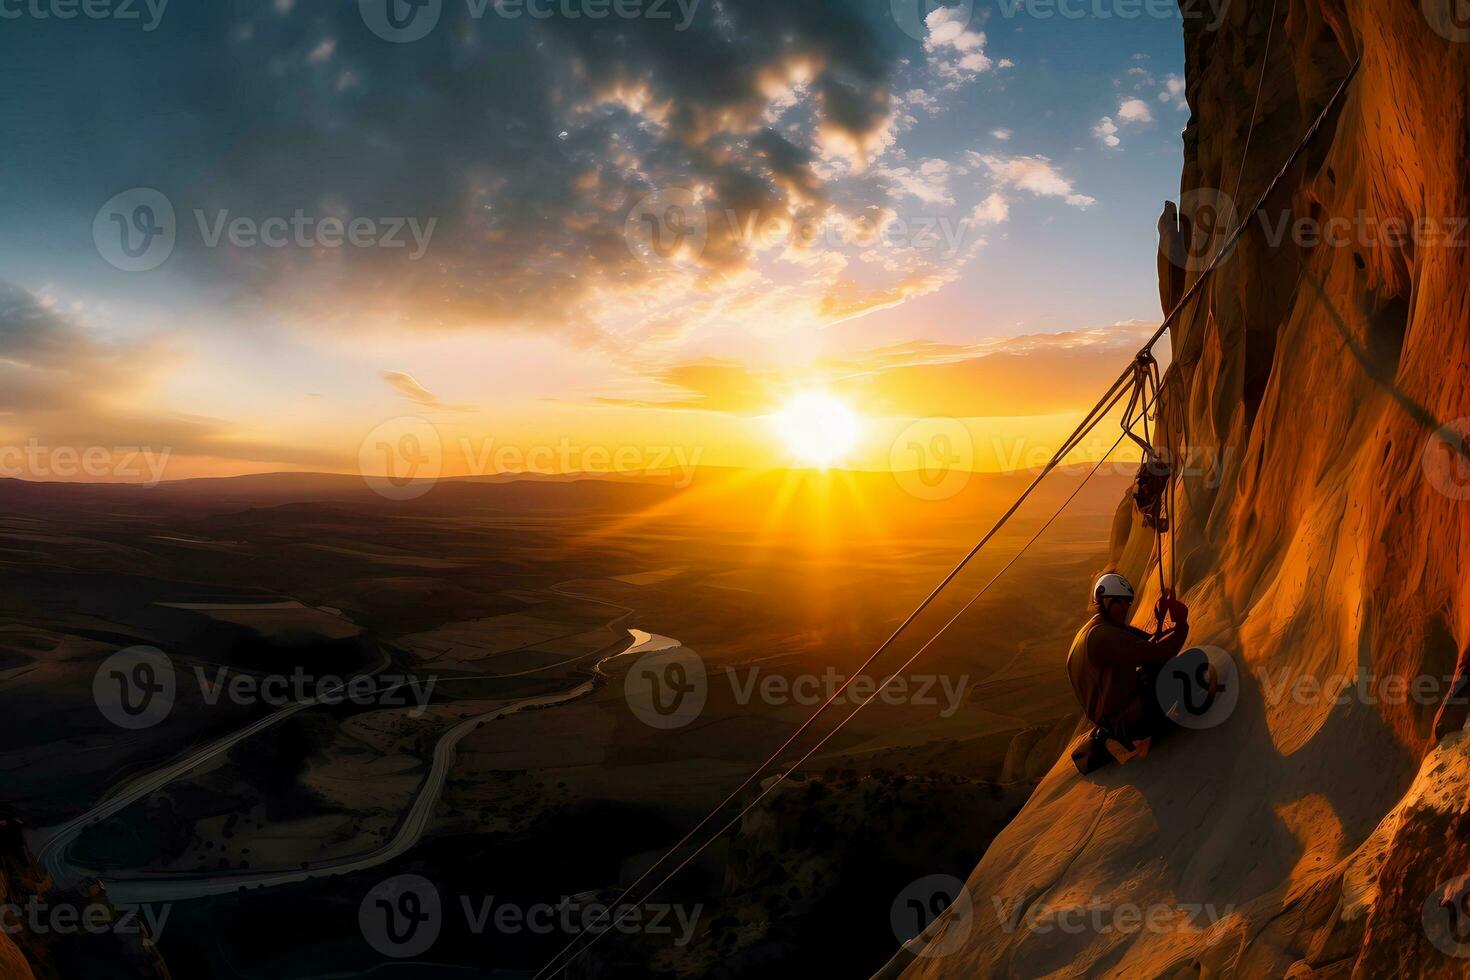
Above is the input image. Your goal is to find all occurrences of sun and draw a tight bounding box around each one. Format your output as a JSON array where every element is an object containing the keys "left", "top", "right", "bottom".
[{"left": 771, "top": 392, "right": 862, "bottom": 468}]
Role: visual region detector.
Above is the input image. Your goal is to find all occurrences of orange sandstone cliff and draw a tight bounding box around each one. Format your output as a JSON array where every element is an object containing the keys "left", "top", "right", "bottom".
[{"left": 886, "top": 1, "right": 1470, "bottom": 976}]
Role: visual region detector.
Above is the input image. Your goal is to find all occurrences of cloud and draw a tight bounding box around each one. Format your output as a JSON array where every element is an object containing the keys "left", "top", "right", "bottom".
[
  {"left": 16, "top": 0, "right": 913, "bottom": 348},
  {"left": 306, "top": 38, "right": 335, "bottom": 64},
  {"left": 970, "top": 193, "right": 1009, "bottom": 225},
  {"left": 1095, "top": 97, "right": 1154, "bottom": 149},
  {"left": 1117, "top": 98, "right": 1155, "bottom": 124},
  {"left": 900, "top": 88, "right": 941, "bottom": 117},
  {"left": 990, "top": 128, "right": 1012, "bottom": 141},
  {"left": 923, "top": 7, "right": 994, "bottom": 80},
  {"left": 875, "top": 158, "right": 955, "bottom": 206},
  {"left": 970, "top": 153, "right": 1096, "bottom": 208},
  {"left": 0, "top": 283, "right": 308, "bottom": 474},
  {"left": 1159, "top": 74, "right": 1187, "bottom": 111}
]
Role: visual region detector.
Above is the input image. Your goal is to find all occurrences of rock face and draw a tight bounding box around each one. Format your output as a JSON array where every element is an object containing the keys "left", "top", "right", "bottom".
[
  {"left": 894, "top": 2, "right": 1470, "bottom": 976},
  {"left": 0, "top": 810, "right": 171, "bottom": 979}
]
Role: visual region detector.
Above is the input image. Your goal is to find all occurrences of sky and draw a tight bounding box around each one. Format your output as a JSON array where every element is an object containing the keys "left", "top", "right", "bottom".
[{"left": 0, "top": 0, "right": 1193, "bottom": 483}]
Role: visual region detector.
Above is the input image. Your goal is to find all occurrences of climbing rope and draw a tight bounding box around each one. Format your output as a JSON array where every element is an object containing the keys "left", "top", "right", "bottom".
[
  {"left": 1227, "top": 0, "right": 1281, "bottom": 214},
  {"left": 533, "top": 54, "right": 1365, "bottom": 980}
]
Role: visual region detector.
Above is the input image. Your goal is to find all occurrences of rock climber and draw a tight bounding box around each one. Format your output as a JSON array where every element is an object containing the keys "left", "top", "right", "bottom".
[{"left": 1067, "top": 573, "right": 1190, "bottom": 765}]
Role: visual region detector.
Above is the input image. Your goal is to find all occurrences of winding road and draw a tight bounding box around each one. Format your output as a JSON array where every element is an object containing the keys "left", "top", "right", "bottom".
[{"left": 34, "top": 591, "right": 681, "bottom": 905}]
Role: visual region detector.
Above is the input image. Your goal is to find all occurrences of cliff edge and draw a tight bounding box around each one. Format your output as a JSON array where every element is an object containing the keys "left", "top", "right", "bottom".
[{"left": 891, "top": 1, "right": 1470, "bottom": 976}]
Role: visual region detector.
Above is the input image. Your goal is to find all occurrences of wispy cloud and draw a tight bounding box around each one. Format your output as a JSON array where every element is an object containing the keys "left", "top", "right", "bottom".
[
  {"left": 1159, "top": 74, "right": 1187, "bottom": 111},
  {"left": 971, "top": 193, "right": 1010, "bottom": 225},
  {"left": 381, "top": 371, "right": 475, "bottom": 412},
  {"left": 970, "top": 153, "right": 1096, "bottom": 208}
]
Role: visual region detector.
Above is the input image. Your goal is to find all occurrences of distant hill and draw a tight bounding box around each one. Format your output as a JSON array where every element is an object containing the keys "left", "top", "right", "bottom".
[{"left": 0, "top": 465, "right": 1134, "bottom": 531}]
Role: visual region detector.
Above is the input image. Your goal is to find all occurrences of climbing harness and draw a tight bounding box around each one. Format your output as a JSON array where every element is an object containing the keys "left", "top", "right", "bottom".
[
  {"left": 1123, "top": 351, "right": 1172, "bottom": 534},
  {"left": 534, "top": 54, "right": 1365, "bottom": 980},
  {"left": 1121, "top": 350, "right": 1177, "bottom": 613}
]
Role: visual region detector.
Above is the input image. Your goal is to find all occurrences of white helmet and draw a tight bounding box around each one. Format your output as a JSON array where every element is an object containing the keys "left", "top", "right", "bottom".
[{"left": 1094, "top": 573, "right": 1135, "bottom": 605}]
